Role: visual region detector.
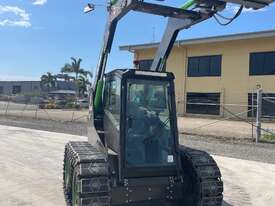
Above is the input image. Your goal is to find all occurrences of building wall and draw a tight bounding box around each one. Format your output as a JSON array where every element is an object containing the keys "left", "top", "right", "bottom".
[
  {"left": 0, "top": 81, "right": 75, "bottom": 96},
  {"left": 134, "top": 36, "right": 275, "bottom": 118},
  {"left": 0, "top": 81, "right": 41, "bottom": 95}
]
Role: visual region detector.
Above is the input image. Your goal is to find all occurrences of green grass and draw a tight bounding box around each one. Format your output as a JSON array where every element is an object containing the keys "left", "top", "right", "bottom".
[{"left": 263, "top": 133, "right": 275, "bottom": 141}]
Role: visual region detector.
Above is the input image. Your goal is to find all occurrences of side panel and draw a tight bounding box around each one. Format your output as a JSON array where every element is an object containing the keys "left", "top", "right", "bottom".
[
  {"left": 104, "top": 110, "right": 120, "bottom": 152},
  {"left": 110, "top": 177, "right": 183, "bottom": 205},
  {"left": 87, "top": 91, "right": 106, "bottom": 153}
]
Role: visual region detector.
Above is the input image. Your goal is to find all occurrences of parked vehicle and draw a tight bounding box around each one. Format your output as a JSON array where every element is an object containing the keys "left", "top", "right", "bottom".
[
  {"left": 38, "top": 100, "right": 49, "bottom": 109},
  {"left": 76, "top": 99, "right": 89, "bottom": 108}
]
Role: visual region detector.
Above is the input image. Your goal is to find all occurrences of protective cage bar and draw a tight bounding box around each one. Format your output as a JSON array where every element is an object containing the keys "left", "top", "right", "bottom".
[
  {"left": 128, "top": 1, "right": 201, "bottom": 19},
  {"left": 94, "top": 0, "right": 202, "bottom": 85}
]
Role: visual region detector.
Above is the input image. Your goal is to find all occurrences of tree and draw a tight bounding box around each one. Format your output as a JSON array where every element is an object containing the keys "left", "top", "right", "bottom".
[
  {"left": 40, "top": 72, "right": 57, "bottom": 92},
  {"left": 77, "top": 75, "right": 91, "bottom": 97},
  {"left": 56, "top": 73, "right": 75, "bottom": 82},
  {"left": 61, "top": 57, "right": 92, "bottom": 97},
  {"left": 61, "top": 57, "right": 85, "bottom": 80}
]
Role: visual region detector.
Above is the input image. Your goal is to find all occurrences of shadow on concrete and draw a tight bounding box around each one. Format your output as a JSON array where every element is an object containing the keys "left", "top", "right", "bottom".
[{"left": 222, "top": 201, "right": 233, "bottom": 206}]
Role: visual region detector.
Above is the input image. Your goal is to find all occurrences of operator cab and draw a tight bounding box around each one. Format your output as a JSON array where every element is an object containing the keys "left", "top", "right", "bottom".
[{"left": 103, "top": 69, "right": 180, "bottom": 179}]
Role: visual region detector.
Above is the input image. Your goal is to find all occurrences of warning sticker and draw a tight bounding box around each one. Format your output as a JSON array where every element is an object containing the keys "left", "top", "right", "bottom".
[{"left": 168, "top": 155, "right": 174, "bottom": 163}]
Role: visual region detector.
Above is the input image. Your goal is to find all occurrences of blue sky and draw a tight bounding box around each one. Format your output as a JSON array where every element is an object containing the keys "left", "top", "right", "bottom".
[{"left": 0, "top": 0, "right": 275, "bottom": 80}]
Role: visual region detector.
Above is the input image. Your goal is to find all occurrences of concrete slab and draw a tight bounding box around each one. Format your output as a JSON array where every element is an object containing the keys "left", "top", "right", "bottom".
[
  {"left": 215, "top": 156, "right": 275, "bottom": 206},
  {"left": 0, "top": 125, "right": 86, "bottom": 206},
  {"left": 0, "top": 125, "right": 274, "bottom": 206}
]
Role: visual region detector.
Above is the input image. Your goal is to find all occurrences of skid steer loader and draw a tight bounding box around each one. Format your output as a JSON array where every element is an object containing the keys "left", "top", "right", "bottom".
[{"left": 63, "top": 0, "right": 274, "bottom": 205}]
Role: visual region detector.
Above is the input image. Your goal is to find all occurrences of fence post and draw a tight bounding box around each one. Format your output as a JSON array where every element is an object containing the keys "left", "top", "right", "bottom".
[
  {"left": 71, "top": 111, "right": 75, "bottom": 122},
  {"left": 5, "top": 100, "right": 10, "bottom": 116},
  {"left": 21, "top": 102, "right": 28, "bottom": 117},
  {"left": 256, "top": 89, "right": 262, "bottom": 143},
  {"left": 251, "top": 90, "right": 254, "bottom": 139},
  {"left": 35, "top": 105, "right": 38, "bottom": 119}
]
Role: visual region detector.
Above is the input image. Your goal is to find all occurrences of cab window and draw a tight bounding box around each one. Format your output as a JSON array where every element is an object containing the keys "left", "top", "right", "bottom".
[
  {"left": 104, "top": 78, "right": 121, "bottom": 124},
  {"left": 125, "top": 79, "right": 175, "bottom": 168}
]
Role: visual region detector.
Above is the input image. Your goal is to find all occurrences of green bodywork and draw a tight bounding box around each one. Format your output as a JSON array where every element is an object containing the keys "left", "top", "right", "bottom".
[
  {"left": 110, "top": 0, "right": 119, "bottom": 6},
  {"left": 94, "top": 80, "right": 104, "bottom": 114},
  {"left": 72, "top": 173, "right": 79, "bottom": 206},
  {"left": 180, "top": 0, "right": 196, "bottom": 9},
  {"left": 64, "top": 158, "right": 71, "bottom": 190},
  {"left": 111, "top": 0, "right": 196, "bottom": 9}
]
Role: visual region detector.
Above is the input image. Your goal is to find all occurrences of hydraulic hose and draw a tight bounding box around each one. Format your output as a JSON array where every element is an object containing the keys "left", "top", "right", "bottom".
[{"left": 180, "top": 0, "right": 196, "bottom": 9}]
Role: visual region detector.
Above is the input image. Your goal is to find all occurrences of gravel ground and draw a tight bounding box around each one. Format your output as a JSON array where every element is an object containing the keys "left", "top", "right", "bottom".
[
  {"left": 180, "top": 135, "right": 275, "bottom": 164},
  {"left": 178, "top": 117, "right": 275, "bottom": 139},
  {"left": 0, "top": 116, "right": 87, "bottom": 136},
  {"left": 0, "top": 124, "right": 275, "bottom": 206},
  {"left": 1, "top": 115, "right": 275, "bottom": 164}
]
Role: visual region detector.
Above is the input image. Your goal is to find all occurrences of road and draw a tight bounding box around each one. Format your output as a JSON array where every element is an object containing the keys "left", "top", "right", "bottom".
[{"left": 0, "top": 125, "right": 274, "bottom": 206}]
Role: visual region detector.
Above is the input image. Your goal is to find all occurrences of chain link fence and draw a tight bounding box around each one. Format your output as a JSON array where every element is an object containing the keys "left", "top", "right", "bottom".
[
  {"left": 1, "top": 90, "right": 275, "bottom": 142},
  {"left": 0, "top": 100, "right": 89, "bottom": 123},
  {"left": 177, "top": 89, "right": 275, "bottom": 141}
]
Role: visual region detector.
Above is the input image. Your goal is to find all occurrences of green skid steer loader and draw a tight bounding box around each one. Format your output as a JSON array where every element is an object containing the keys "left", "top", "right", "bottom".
[{"left": 63, "top": 0, "right": 274, "bottom": 205}]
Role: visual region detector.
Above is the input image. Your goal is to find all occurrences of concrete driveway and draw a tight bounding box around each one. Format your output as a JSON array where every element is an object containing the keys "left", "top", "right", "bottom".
[{"left": 0, "top": 125, "right": 274, "bottom": 206}]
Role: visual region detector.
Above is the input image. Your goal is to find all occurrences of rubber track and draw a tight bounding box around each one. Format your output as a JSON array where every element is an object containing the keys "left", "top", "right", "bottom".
[
  {"left": 179, "top": 146, "right": 224, "bottom": 206},
  {"left": 63, "top": 141, "right": 111, "bottom": 206}
]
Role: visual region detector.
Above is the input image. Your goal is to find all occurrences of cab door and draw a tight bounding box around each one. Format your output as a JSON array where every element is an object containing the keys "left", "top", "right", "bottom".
[{"left": 103, "top": 76, "right": 121, "bottom": 153}]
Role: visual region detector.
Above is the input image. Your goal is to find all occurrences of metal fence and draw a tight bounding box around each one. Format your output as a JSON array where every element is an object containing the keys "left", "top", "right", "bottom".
[
  {"left": 1, "top": 90, "right": 274, "bottom": 142},
  {"left": 0, "top": 100, "right": 89, "bottom": 123},
  {"left": 181, "top": 89, "right": 275, "bottom": 142}
]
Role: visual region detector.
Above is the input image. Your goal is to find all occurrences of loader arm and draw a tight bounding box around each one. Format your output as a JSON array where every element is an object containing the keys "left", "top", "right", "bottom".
[
  {"left": 93, "top": 0, "right": 210, "bottom": 114},
  {"left": 93, "top": 0, "right": 204, "bottom": 87}
]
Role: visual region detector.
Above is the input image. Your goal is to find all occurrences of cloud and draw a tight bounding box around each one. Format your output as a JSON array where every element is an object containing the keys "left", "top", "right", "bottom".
[
  {"left": 226, "top": 4, "right": 266, "bottom": 13},
  {"left": 32, "top": 0, "right": 47, "bottom": 6},
  {"left": 0, "top": 5, "right": 31, "bottom": 27}
]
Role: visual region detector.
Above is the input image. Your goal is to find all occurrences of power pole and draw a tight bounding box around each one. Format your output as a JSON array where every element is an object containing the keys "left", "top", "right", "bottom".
[{"left": 256, "top": 89, "right": 262, "bottom": 143}]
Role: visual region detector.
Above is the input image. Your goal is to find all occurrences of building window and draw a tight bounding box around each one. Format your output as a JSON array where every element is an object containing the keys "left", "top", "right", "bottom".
[
  {"left": 136, "top": 59, "right": 166, "bottom": 71},
  {"left": 248, "top": 93, "right": 275, "bottom": 118},
  {"left": 249, "top": 51, "right": 275, "bottom": 75},
  {"left": 186, "top": 92, "right": 220, "bottom": 115},
  {"left": 187, "top": 55, "right": 222, "bottom": 77},
  {"left": 137, "top": 59, "right": 153, "bottom": 70},
  {"left": 0, "top": 86, "right": 3, "bottom": 94},
  {"left": 12, "top": 85, "right": 21, "bottom": 94}
]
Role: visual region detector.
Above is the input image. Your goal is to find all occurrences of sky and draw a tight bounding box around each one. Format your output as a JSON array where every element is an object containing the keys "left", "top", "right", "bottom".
[{"left": 0, "top": 0, "right": 275, "bottom": 81}]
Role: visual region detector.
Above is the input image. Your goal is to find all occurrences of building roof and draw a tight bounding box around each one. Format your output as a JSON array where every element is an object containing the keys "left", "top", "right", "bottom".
[
  {"left": 120, "top": 29, "right": 275, "bottom": 52},
  {"left": 0, "top": 80, "right": 40, "bottom": 83},
  {"left": 48, "top": 90, "right": 76, "bottom": 95}
]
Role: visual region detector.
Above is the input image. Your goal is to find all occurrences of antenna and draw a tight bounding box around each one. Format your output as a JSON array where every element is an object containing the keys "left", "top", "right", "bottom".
[{"left": 152, "top": 26, "right": 156, "bottom": 43}]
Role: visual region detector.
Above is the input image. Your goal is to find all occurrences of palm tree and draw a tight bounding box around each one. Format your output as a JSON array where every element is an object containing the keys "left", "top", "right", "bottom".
[
  {"left": 77, "top": 75, "right": 91, "bottom": 97},
  {"left": 61, "top": 57, "right": 92, "bottom": 97},
  {"left": 81, "top": 70, "right": 93, "bottom": 79},
  {"left": 40, "top": 72, "right": 57, "bottom": 92},
  {"left": 61, "top": 58, "right": 86, "bottom": 80},
  {"left": 56, "top": 73, "right": 75, "bottom": 82}
]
